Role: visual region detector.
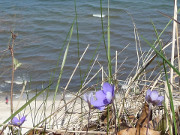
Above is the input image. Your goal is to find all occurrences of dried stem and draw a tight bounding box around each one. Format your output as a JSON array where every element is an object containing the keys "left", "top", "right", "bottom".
[
  {"left": 9, "top": 31, "right": 16, "bottom": 115},
  {"left": 176, "top": 16, "right": 180, "bottom": 91},
  {"left": 9, "top": 45, "right": 14, "bottom": 115},
  {"left": 170, "top": 0, "right": 177, "bottom": 94},
  {"left": 8, "top": 31, "right": 17, "bottom": 135}
]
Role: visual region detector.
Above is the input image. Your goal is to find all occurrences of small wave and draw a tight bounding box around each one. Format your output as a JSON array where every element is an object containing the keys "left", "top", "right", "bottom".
[
  {"left": 0, "top": 83, "right": 6, "bottom": 88},
  {"left": 5, "top": 75, "right": 29, "bottom": 85},
  {"left": 93, "top": 14, "right": 105, "bottom": 18},
  {"left": 5, "top": 80, "right": 24, "bottom": 85}
]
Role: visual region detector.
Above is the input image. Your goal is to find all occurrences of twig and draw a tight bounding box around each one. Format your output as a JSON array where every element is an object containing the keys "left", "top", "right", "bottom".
[
  {"left": 9, "top": 45, "right": 14, "bottom": 116},
  {"left": 158, "top": 11, "right": 180, "bottom": 25},
  {"left": 8, "top": 30, "right": 17, "bottom": 135},
  {"left": 9, "top": 31, "right": 17, "bottom": 115}
]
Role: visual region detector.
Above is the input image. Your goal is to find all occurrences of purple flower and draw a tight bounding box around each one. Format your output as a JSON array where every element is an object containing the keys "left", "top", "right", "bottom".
[
  {"left": 84, "top": 92, "right": 93, "bottom": 107},
  {"left": 11, "top": 115, "right": 26, "bottom": 127},
  {"left": 84, "top": 82, "right": 114, "bottom": 111},
  {"left": 145, "top": 89, "right": 164, "bottom": 106}
]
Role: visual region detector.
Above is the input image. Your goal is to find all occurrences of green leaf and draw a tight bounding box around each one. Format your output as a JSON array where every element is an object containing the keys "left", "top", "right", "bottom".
[{"left": 13, "top": 58, "right": 22, "bottom": 70}]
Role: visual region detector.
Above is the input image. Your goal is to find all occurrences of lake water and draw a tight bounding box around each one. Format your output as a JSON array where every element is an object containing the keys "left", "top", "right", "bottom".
[{"left": 0, "top": 0, "right": 179, "bottom": 93}]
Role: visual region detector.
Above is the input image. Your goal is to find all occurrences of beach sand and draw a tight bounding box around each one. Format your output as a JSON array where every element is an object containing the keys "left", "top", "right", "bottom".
[{"left": 0, "top": 92, "right": 86, "bottom": 134}]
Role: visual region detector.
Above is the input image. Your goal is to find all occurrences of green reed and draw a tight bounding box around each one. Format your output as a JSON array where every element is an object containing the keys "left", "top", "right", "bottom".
[{"left": 152, "top": 21, "right": 175, "bottom": 135}]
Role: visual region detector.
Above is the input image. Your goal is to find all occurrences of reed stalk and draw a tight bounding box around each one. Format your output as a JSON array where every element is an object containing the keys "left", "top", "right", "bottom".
[{"left": 170, "top": 0, "right": 178, "bottom": 94}]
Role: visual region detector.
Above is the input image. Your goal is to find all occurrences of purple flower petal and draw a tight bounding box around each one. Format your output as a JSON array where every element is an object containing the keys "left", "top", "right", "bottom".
[
  {"left": 145, "top": 90, "right": 152, "bottom": 102},
  {"left": 150, "top": 90, "right": 158, "bottom": 101},
  {"left": 157, "top": 96, "right": 164, "bottom": 102},
  {"left": 91, "top": 98, "right": 106, "bottom": 107},
  {"left": 146, "top": 89, "right": 152, "bottom": 96},
  {"left": 145, "top": 89, "right": 164, "bottom": 106},
  {"left": 83, "top": 93, "right": 88, "bottom": 102},
  {"left": 156, "top": 96, "right": 164, "bottom": 106},
  {"left": 20, "top": 116, "right": 26, "bottom": 125},
  {"left": 91, "top": 89, "right": 112, "bottom": 107},
  {"left": 12, "top": 117, "right": 19, "bottom": 126},
  {"left": 84, "top": 82, "right": 115, "bottom": 111},
  {"left": 83, "top": 92, "right": 93, "bottom": 103},
  {"left": 146, "top": 90, "right": 151, "bottom": 98},
  {"left": 103, "top": 82, "right": 114, "bottom": 94},
  {"left": 11, "top": 115, "right": 26, "bottom": 126},
  {"left": 106, "top": 91, "right": 113, "bottom": 103},
  {"left": 95, "top": 90, "right": 106, "bottom": 100}
]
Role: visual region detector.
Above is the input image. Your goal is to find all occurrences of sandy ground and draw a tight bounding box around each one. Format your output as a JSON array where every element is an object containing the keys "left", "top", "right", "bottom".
[{"left": 0, "top": 92, "right": 85, "bottom": 134}]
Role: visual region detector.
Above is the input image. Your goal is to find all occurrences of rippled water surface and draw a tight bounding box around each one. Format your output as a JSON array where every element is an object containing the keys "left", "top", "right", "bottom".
[{"left": 0, "top": 0, "right": 179, "bottom": 92}]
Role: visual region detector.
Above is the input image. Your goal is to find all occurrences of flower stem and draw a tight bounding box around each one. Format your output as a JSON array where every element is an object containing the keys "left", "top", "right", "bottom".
[{"left": 107, "top": 106, "right": 110, "bottom": 134}]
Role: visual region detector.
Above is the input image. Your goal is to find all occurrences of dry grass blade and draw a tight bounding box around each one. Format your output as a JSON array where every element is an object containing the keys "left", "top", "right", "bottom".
[
  {"left": 15, "top": 81, "right": 27, "bottom": 112},
  {"left": 83, "top": 54, "right": 99, "bottom": 86}
]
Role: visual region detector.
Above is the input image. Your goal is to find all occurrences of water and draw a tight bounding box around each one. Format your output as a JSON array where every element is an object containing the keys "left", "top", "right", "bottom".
[{"left": 0, "top": 0, "right": 179, "bottom": 92}]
